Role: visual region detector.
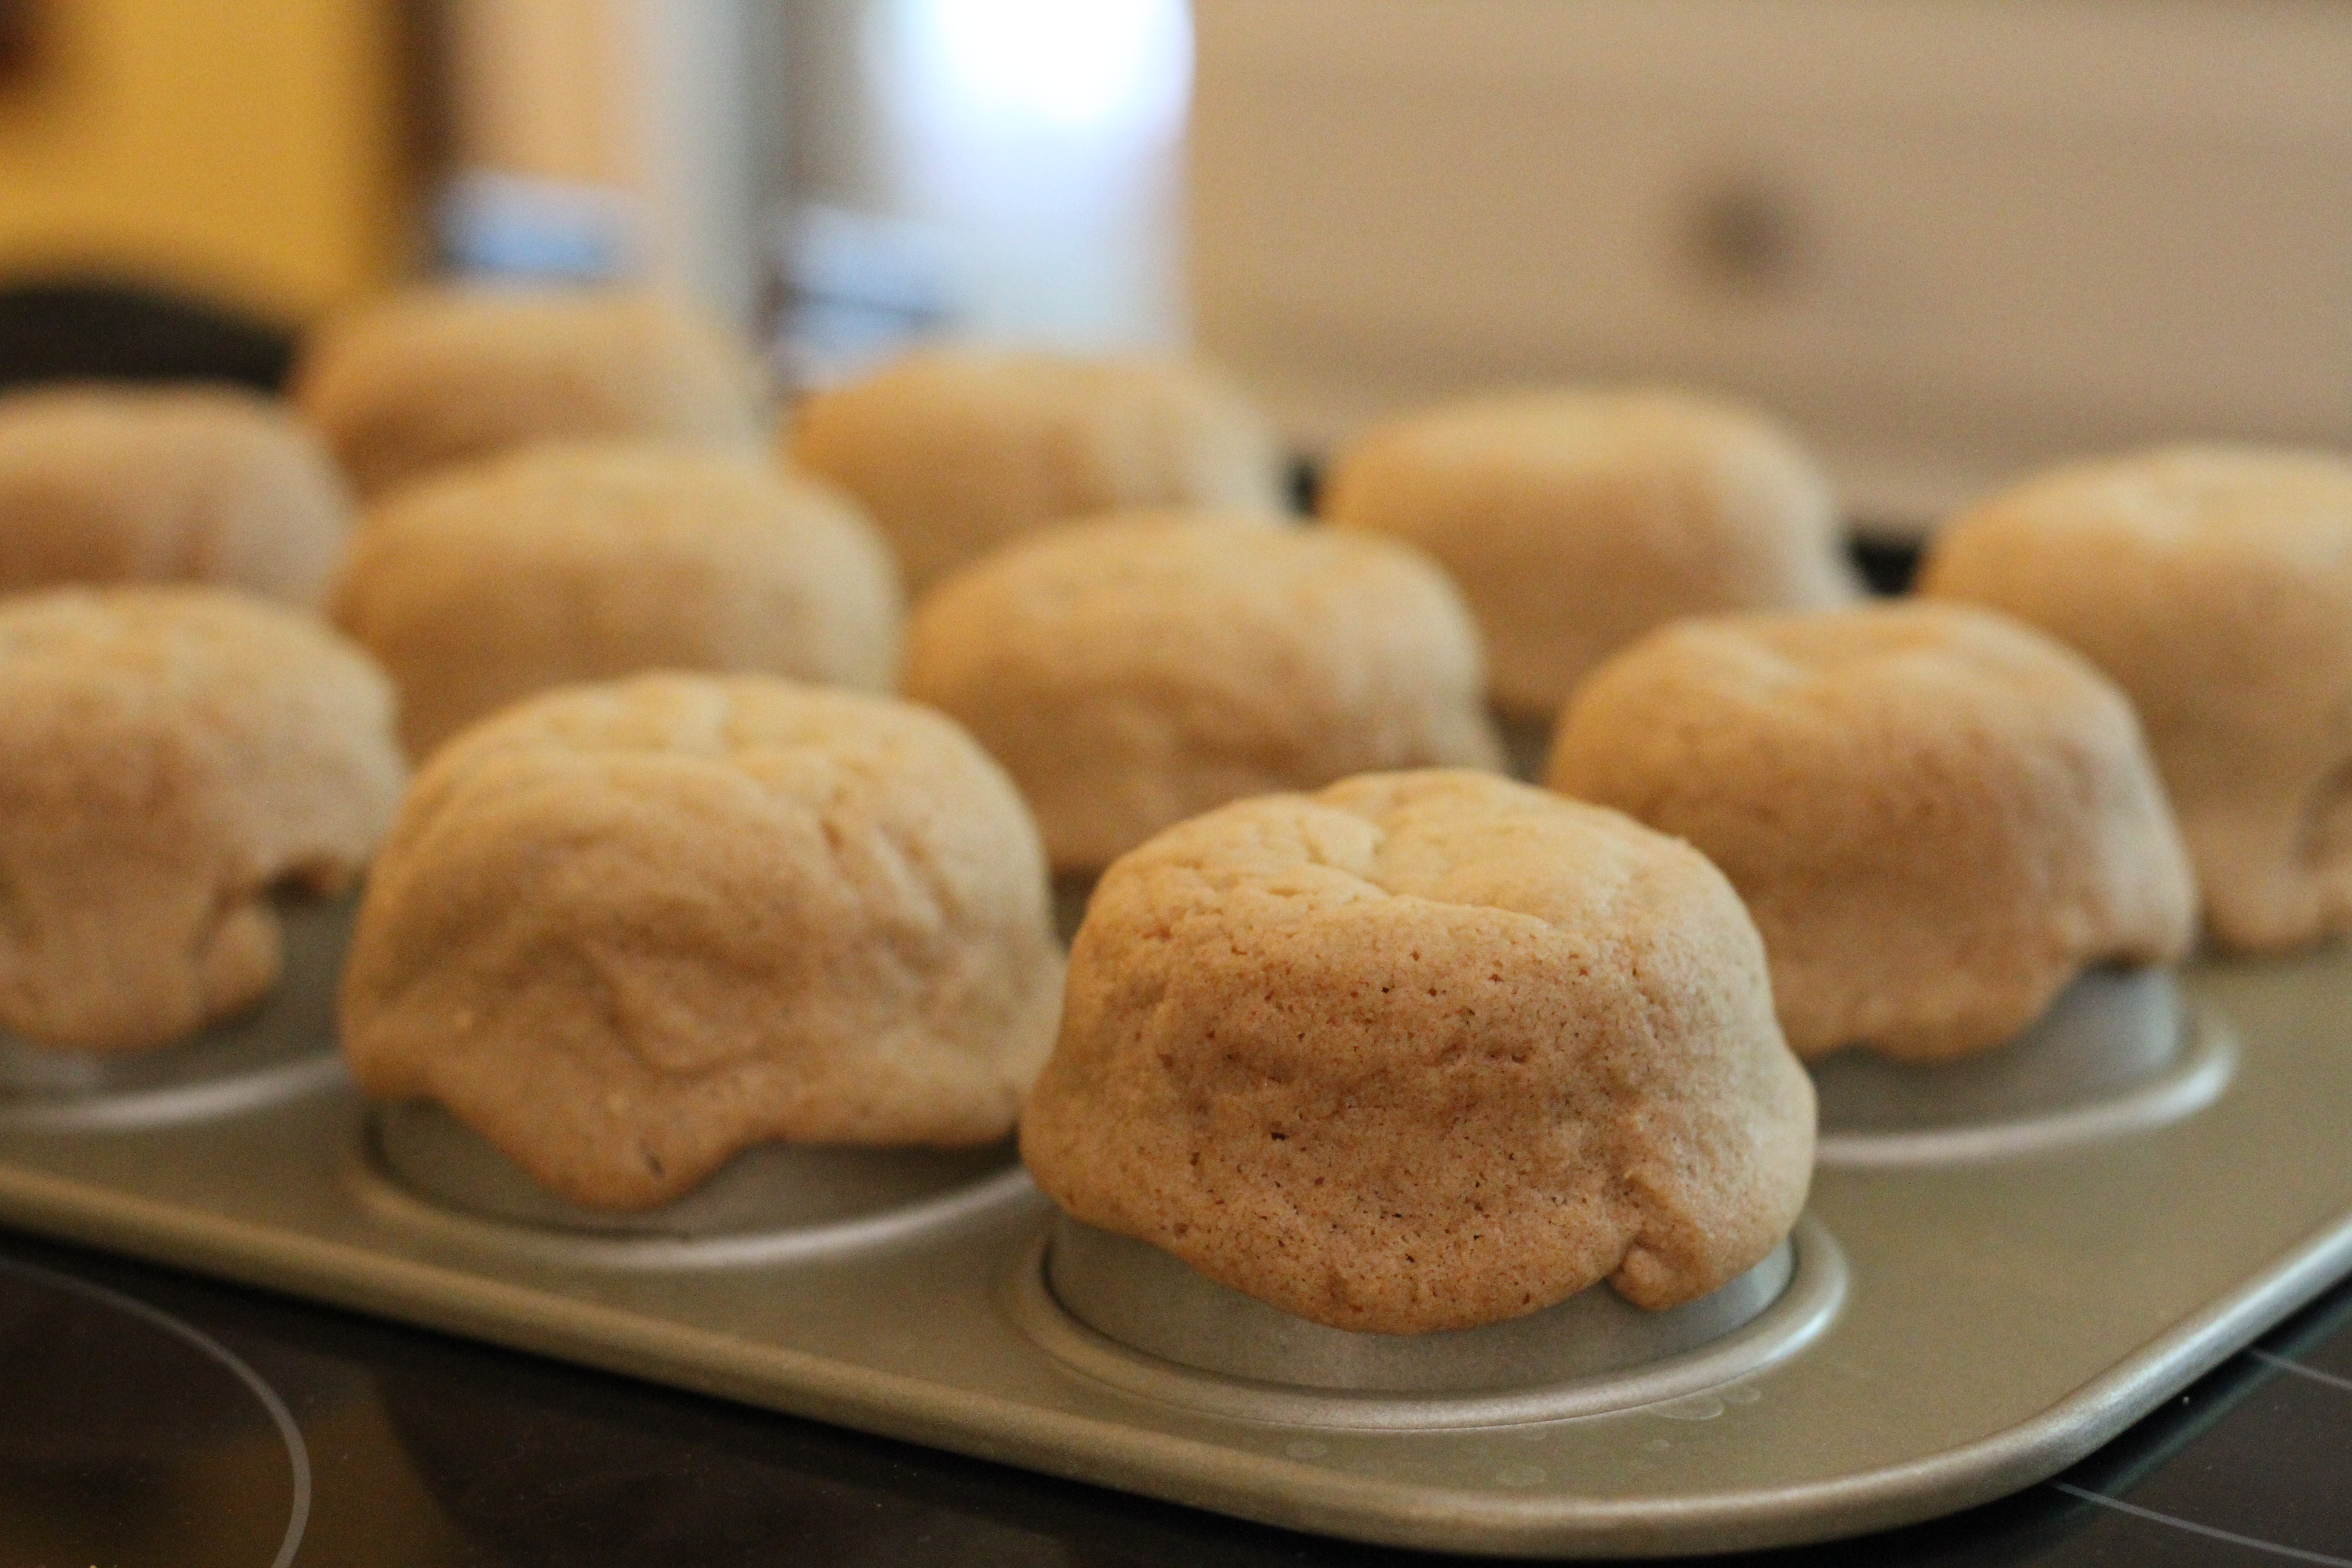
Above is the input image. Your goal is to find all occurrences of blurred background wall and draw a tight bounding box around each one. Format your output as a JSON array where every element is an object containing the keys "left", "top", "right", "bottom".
[{"left": 0, "top": 0, "right": 2347, "bottom": 530}]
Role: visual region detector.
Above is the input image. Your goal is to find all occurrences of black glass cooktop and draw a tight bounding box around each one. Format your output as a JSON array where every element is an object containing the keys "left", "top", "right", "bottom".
[{"left": 3, "top": 1226, "right": 2347, "bottom": 1568}]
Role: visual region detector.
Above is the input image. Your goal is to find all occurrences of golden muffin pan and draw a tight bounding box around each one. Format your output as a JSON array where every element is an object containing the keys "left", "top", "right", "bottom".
[{"left": 0, "top": 911, "right": 2347, "bottom": 1558}]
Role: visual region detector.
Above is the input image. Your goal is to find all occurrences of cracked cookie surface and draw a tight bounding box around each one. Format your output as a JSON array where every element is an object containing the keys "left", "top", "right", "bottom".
[
  {"left": 1550, "top": 602, "right": 2196, "bottom": 1059},
  {"left": 1021, "top": 770, "right": 1812, "bottom": 1334},
  {"left": 1923, "top": 447, "right": 2352, "bottom": 953},
  {"left": 341, "top": 673, "right": 1062, "bottom": 1210},
  {"left": 0, "top": 586, "right": 403, "bottom": 1049},
  {"left": 0, "top": 385, "right": 350, "bottom": 605},
  {"left": 789, "top": 350, "right": 1284, "bottom": 592},
  {"left": 903, "top": 510, "right": 1502, "bottom": 872},
  {"left": 333, "top": 442, "right": 901, "bottom": 757},
  {"left": 1325, "top": 387, "right": 1858, "bottom": 719},
  {"left": 296, "top": 287, "right": 767, "bottom": 500}
]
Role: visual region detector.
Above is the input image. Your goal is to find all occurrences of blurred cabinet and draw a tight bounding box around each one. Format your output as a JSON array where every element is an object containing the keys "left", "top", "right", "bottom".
[
  {"left": 0, "top": 0, "right": 418, "bottom": 320},
  {"left": 1191, "top": 0, "right": 2352, "bottom": 528}
]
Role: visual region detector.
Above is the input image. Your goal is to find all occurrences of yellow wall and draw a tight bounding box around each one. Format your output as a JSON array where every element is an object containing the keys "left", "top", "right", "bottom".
[{"left": 0, "top": 0, "right": 415, "bottom": 322}]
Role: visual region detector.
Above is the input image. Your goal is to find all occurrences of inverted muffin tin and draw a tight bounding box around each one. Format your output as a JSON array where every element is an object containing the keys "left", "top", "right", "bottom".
[{"left": 0, "top": 918, "right": 2348, "bottom": 1557}]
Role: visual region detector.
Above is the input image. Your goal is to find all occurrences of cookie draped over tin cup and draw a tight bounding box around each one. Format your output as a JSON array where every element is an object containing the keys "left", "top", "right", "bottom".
[
  {"left": 339, "top": 674, "right": 1063, "bottom": 1211},
  {"left": 0, "top": 586, "right": 405, "bottom": 1050},
  {"left": 1324, "top": 387, "right": 1858, "bottom": 719},
  {"left": 1922, "top": 447, "right": 2352, "bottom": 953},
  {"left": 294, "top": 287, "right": 768, "bottom": 499},
  {"left": 331, "top": 442, "right": 902, "bottom": 757},
  {"left": 902, "top": 510, "right": 1503, "bottom": 873},
  {"left": 1020, "top": 770, "right": 1813, "bottom": 1335},
  {"left": 788, "top": 349, "right": 1285, "bottom": 592},
  {"left": 1548, "top": 602, "right": 2197, "bottom": 1061},
  {"left": 0, "top": 386, "right": 350, "bottom": 606}
]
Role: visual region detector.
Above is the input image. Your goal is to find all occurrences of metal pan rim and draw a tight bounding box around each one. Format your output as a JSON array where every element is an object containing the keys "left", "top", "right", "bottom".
[
  {"left": 1815, "top": 1005, "right": 2235, "bottom": 1169},
  {"left": 344, "top": 1114, "right": 1037, "bottom": 1270},
  {"left": 1004, "top": 1213, "right": 1847, "bottom": 1431}
]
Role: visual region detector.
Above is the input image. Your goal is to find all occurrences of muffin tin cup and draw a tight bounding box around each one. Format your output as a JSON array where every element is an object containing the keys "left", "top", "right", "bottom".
[
  {"left": 351, "top": 1099, "right": 1034, "bottom": 1270},
  {"left": 1009, "top": 1212, "right": 1846, "bottom": 1431},
  {"left": 1811, "top": 966, "right": 2235, "bottom": 1167},
  {"left": 0, "top": 893, "right": 354, "bottom": 1131}
]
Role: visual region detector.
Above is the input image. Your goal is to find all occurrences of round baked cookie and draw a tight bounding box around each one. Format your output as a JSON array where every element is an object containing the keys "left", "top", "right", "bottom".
[
  {"left": 1022, "top": 769, "right": 1813, "bottom": 1334},
  {"left": 1324, "top": 387, "right": 1859, "bottom": 718},
  {"left": 1921, "top": 447, "right": 2352, "bottom": 953},
  {"left": 294, "top": 287, "right": 767, "bottom": 499},
  {"left": 330, "top": 443, "right": 902, "bottom": 757},
  {"left": 902, "top": 511, "right": 1503, "bottom": 872},
  {"left": 0, "top": 385, "right": 350, "bottom": 604},
  {"left": 787, "top": 349, "right": 1285, "bottom": 592},
  {"left": 0, "top": 586, "right": 404, "bottom": 1051},
  {"left": 1548, "top": 602, "right": 2196, "bottom": 1061},
  {"left": 340, "top": 674, "right": 1064, "bottom": 1210}
]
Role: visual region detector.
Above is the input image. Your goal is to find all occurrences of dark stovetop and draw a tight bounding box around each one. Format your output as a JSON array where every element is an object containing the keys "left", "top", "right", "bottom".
[{"left": 5, "top": 1224, "right": 2349, "bottom": 1568}]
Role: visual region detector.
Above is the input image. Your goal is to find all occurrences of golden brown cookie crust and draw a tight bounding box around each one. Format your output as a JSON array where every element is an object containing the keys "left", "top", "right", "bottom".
[
  {"left": 0, "top": 385, "right": 350, "bottom": 605},
  {"left": 294, "top": 287, "right": 767, "bottom": 499},
  {"left": 902, "top": 511, "right": 1503, "bottom": 872},
  {"left": 0, "top": 586, "right": 405, "bottom": 1050},
  {"left": 1921, "top": 447, "right": 2352, "bottom": 953},
  {"left": 1548, "top": 602, "right": 2197, "bottom": 1060},
  {"left": 331, "top": 442, "right": 902, "bottom": 757},
  {"left": 1325, "top": 387, "right": 1857, "bottom": 718},
  {"left": 788, "top": 350, "right": 1284, "bottom": 592},
  {"left": 1021, "top": 770, "right": 1813, "bottom": 1335},
  {"left": 341, "top": 674, "right": 1064, "bottom": 1210}
]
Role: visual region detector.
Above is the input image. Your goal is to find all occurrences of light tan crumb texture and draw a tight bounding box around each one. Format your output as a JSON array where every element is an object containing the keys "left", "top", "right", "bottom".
[
  {"left": 340, "top": 673, "right": 1064, "bottom": 1210},
  {"left": 1323, "top": 387, "right": 1859, "bottom": 718},
  {"left": 1921, "top": 447, "right": 2352, "bottom": 954},
  {"left": 1548, "top": 602, "right": 2196, "bottom": 1061},
  {"left": 294, "top": 287, "right": 768, "bottom": 499},
  {"left": 331, "top": 442, "right": 903, "bottom": 757},
  {"left": 902, "top": 511, "right": 1504, "bottom": 872},
  {"left": 1020, "top": 770, "right": 1814, "bottom": 1335},
  {"left": 0, "top": 385, "right": 351, "bottom": 605},
  {"left": 787, "top": 349, "right": 1285, "bottom": 592},
  {"left": 0, "top": 586, "right": 405, "bottom": 1050}
]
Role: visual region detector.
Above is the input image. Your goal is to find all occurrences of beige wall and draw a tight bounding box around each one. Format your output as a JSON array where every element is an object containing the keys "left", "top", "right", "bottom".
[
  {"left": 1191, "top": 0, "right": 2352, "bottom": 527},
  {"left": 0, "top": 0, "right": 416, "bottom": 320}
]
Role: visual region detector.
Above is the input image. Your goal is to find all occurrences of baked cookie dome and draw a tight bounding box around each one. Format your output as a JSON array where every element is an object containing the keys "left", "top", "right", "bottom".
[
  {"left": 1324, "top": 388, "right": 1858, "bottom": 718},
  {"left": 902, "top": 512, "right": 1503, "bottom": 872},
  {"left": 1548, "top": 603, "right": 2196, "bottom": 1061},
  {"left": 330, "top": 443, "right": 902, "bottom": 757},
  {"left": 294, "top": 287, "right": 767, "bottom": 499},
  {"left": 0, "top": 586, "right": 404, "bottom": 1051},
  {"left": 340, "top": 674, "right": 1063, "bottom": 1210},
  {"left": 788, "top": 349, "right": 1285, "bottom": 592},
  {"left": 0, "top": 385, "right": 349, "bottom": 605},
  {"left": 1022, "top": 770, "right": 1813, "bottom": 1335},
  {"left": 1921, "top": 447, "right": 2352, "bottom": 953}
]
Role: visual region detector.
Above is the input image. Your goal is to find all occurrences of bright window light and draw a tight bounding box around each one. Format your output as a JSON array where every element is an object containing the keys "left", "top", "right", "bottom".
[{"left": 881, "top": 0, "right": 1191, "bottom": 140}]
